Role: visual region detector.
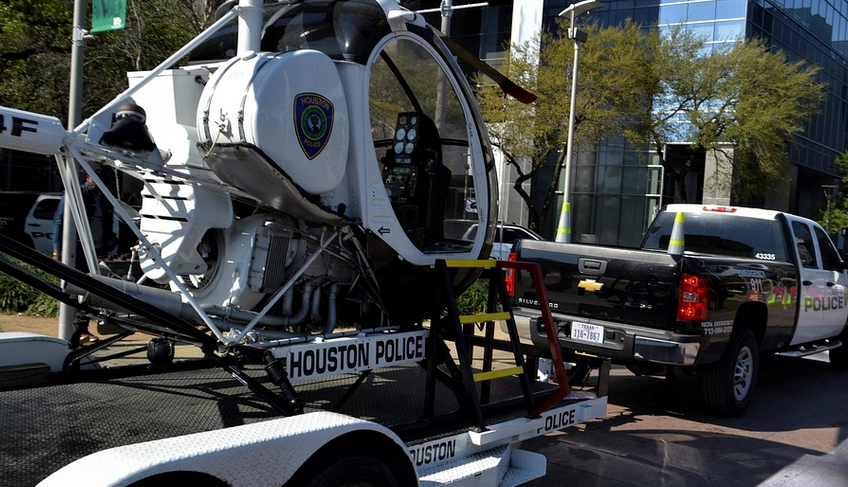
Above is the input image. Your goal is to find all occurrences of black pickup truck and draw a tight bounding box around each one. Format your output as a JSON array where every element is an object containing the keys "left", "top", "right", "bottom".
[{"left": 508, "top": 204, "right": 848, "bottom": 415}]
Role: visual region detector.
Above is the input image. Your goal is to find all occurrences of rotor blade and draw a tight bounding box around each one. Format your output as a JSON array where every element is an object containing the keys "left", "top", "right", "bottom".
[{"left": 438, "top": 33, "right": 537, "bottom": 104}]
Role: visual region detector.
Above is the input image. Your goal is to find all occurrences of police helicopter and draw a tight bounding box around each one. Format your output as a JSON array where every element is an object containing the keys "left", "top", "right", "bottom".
[{"left": 0, "top": 0, "right": 535, "bottom": 401}]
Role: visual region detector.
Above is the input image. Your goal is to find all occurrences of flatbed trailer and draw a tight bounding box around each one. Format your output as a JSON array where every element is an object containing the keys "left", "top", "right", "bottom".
[
  {"left": 0, "top": 1, "right": 609, "bottom": 484},
  {"left": 0, "top": 234, "right": 608, "bottom": 486},
  {"left": 0, "top": 355, "right": 606, "bottom": 486}
]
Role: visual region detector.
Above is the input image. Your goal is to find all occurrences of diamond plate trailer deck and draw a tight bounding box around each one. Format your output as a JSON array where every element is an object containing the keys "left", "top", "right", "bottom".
[
  {"left": 0, "top": 355, "right": 606, "bottom": 486},
  {"left": 0, "top": 230, "right": 609, "bottom": 486}
]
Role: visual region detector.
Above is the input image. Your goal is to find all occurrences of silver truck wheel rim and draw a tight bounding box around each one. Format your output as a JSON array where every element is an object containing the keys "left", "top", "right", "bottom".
[{"left": 733, "top": 346, "right": 753, "bottom": 400}]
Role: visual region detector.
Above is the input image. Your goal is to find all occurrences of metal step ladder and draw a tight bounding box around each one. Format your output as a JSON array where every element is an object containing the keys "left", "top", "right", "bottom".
[{"left": 426, "top": 258, "right": 575, "bottom": 431}]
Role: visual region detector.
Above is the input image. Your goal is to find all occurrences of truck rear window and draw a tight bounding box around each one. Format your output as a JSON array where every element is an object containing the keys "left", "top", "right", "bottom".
[{"left": 642, "top": 211, "right": 788, "bottom": 262}]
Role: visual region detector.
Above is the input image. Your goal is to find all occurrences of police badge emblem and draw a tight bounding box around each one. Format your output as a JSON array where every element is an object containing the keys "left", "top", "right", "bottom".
[{"left": 294, "top": 93, "right": 334, "bottom": 160}]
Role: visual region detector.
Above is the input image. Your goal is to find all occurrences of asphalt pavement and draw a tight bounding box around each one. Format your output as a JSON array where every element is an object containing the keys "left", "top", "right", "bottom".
[{"left": 521, "top": 353, "right": 848, "bottom": 487}]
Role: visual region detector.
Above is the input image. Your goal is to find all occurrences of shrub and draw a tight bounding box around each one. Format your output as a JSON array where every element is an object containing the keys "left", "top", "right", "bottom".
[
  {"left": 0, "top": 254, "right": 60, "bottom": 317},
  {"left": 456, "top": 279, "right": 492, "bottom": 315}
]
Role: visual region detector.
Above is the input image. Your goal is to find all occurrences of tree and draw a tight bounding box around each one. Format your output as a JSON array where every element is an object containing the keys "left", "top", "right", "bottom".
[
  {"left": 475, "top": 22, "right": 825, "bottom": 232},
  {"left": 0, "top": 0, "right": 75, "bottom": 119},
  {"left": 630, "top": 29, "right": 825, "bottom": 203},
  {"left": 817, "top": 152, "right": 848, "bottom": 233},
  {"left": 0, "top": 0, "right": 228, "bottom": 123},
  {"left": 475, "top": 20, "right": 657, "bottom": 232}
]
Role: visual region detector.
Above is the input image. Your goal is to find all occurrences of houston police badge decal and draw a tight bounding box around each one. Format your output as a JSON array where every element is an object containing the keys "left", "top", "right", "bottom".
[{"left": 294, "top": 93, "right": 334, "bottom": 160}]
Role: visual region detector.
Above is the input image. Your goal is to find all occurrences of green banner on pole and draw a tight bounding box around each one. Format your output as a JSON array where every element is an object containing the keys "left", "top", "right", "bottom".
[{"left": 91, "top": 0, "right": 127, "bottom": 33}]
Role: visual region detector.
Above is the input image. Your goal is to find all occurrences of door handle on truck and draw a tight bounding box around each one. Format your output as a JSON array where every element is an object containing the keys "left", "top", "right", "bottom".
[
  {"left": 827, "top": 281, "right": 836, "bottom": 287},
  {"left": 802, "top": 280, "right": 813, "bottom": 286},
  {"left": 578, "top": 258, "right": 607, "bottom": 275}
]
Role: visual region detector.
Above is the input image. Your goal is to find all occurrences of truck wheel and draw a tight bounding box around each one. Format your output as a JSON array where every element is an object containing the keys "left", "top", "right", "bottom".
[
  {"left": 701, "top": 328, "right": 758, "bottom": 416},
  {"left": 828, "top": 328, "right": 848, "bottom": 370}
]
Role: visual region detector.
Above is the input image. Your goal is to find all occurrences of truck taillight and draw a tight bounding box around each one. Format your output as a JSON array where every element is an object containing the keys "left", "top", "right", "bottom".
[
  {"left": 505, "top": 251, "right": 518, "bottom": 296},
  {"left": 678, "top": 273, "right": 709, "bottom": 321}
]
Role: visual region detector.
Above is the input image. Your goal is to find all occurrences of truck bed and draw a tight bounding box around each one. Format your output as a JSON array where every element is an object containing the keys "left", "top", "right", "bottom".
[
  {"left": 513, "top": 240, "right": 680, "bottom": 328},
  {"left": 0, "top": 358, "right": 586, "bottom": 486}
]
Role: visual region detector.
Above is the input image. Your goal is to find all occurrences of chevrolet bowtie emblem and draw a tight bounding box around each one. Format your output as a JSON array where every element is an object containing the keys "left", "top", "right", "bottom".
[{"left": 578, "top": 279, "right": 603, "bottom": 292}]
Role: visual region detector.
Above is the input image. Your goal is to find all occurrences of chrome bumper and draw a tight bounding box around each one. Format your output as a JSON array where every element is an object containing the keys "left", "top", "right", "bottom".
[{"left": 634, "top": 336, "right": 700, "bottom": 365}]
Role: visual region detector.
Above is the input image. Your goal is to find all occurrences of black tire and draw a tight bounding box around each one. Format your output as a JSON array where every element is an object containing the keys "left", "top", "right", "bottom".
[
  {"left": 701, "top": 328, "right": 758, "bottom": 416},
  {"left": 293, "top": 453, "right": 402, "bottom": 487},
  {"left": 128, "top": 472, "right": 228, "bottom": 487},
  {"left": 829, "top": 327, "right": 848, "bottom": 370}
]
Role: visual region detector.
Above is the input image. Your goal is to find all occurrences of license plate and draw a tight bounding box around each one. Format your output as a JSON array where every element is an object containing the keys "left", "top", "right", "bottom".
[{"left": 571, "top": 322, "right": 604, "bottom": 344}]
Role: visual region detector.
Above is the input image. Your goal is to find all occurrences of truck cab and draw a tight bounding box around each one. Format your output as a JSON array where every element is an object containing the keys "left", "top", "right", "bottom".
[{"left": 787, "top": 214, "right": 848, "bottom": 343}]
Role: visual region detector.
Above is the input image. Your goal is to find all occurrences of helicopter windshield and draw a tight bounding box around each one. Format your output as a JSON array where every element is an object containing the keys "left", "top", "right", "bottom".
[
  {"left": 261, "top": 0, "right": 391, "bottom": 64},
  {"left": 369, "top": 36, "right": 476, "bottom": 253}
]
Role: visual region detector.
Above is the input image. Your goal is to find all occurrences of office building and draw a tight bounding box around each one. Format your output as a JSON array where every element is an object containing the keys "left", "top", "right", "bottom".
[{"left": 424, "top": 0, "right": 848, "bottom": 245}]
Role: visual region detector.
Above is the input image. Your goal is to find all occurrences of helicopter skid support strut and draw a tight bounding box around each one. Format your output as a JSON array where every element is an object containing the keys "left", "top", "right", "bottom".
[{"left": 0, "top": 232, "right": 301, "bottom": 415}]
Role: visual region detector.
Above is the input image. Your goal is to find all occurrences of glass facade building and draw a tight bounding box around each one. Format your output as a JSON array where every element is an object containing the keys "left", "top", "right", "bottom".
[
  {"left": 546, "top": 0, "right": 848, "bottom": 244},
  {"left": 425, "top": 0, "right": 848, "bottom": 245}
]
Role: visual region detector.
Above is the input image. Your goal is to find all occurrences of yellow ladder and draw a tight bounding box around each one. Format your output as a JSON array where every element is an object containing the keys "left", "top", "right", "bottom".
[{"left": 426, "top": 259, "right": 536, "bottom": 429}]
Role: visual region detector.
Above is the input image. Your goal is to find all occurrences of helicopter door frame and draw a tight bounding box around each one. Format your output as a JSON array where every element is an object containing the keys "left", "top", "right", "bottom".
[{"left": 362, "top": 31, "right": 490, "bottom": 266}]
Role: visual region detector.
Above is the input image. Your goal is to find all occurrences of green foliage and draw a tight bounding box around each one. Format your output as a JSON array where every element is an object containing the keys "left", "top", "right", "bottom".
[
  {"left": 0, "top": 255, "right": 59, "bottom": 317},
  {"left": 0, "top": 0, "right": 74, "bottom": 119},
  {"left": 629, "top": 30, "right": 824, "bottom": 203},
  {"left": 0, "top": 0, "right": 228, "bottom": 121},
  {"left": 27, "top": 291, "right": 60, "bottom": 317},
  {"left": 817, "top": 151, "right": 848, "bottom": 233},
  {"left": 476, "top": 22, "right": 825, "bottom": 228},
  {"left": 0, "top": 271, "right": 36, "bottom": 312},
  {"left": 475, "top": 20, "right": 656, "bottom": 231},
  {"left": 455, "top": 279, "right": 492, "bottom": 315}
]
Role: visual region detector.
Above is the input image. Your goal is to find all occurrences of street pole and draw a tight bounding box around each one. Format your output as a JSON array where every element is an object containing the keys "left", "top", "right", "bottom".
[
  {"left": 824, "top": 184, "right": 838, "bottom": 234},
  {"left": 555, "top": 1, "right": 604, "bottom": 243},
  {"left": 556, "top": 30, "right": 581, "bottom": 243},
  {"left": 58, "top": 0, "right": 88, "bottom": 340}
]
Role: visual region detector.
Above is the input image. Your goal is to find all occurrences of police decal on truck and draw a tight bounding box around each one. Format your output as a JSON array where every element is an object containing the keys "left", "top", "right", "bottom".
[{"left": 804, "top": 294, "right": 845, "bottom": 313}]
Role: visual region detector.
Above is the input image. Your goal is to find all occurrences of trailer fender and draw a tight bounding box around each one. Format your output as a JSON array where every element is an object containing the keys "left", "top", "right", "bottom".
[
  {"left": 0, "top": 332, "right": 69, "bottom": 373},
  {"left": 36, "top": 411, "right": 414, "bottom": 487}
]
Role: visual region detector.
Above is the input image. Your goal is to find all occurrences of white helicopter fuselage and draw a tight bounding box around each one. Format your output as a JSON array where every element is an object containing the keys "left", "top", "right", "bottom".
[
  {"left": 0, "top": 0, "right": 499, "bottom": 337},
  {"left": 109, "top": 0, "right": 496, "bottom": 332}
]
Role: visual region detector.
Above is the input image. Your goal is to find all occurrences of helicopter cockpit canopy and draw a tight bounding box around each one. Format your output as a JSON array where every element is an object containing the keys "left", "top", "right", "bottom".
[
  {"left": 262, "top": 0, "right": 391, "bottom": 63},
  {"left": 189, "top": 0, "right": 391, "bottom": 65}
]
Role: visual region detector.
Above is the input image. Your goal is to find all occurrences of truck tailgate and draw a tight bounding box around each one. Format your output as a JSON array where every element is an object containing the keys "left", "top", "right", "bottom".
[{"left": 514, "top": 241, "right": 680, "bottom": 329}]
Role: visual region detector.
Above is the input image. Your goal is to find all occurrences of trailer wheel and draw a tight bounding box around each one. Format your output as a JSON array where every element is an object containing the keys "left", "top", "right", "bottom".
[
  {"left": 284, "top": 432, "right": 415, "bottom": 487},
  {"left": 701, "top": 328, "right": 758, "bottom": 416},
  {"left": 128, "top": 471, "right": 228, "bottom": 487},
  {"left": 290, "top": 454, "right": 402, "bottom": 487}
]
